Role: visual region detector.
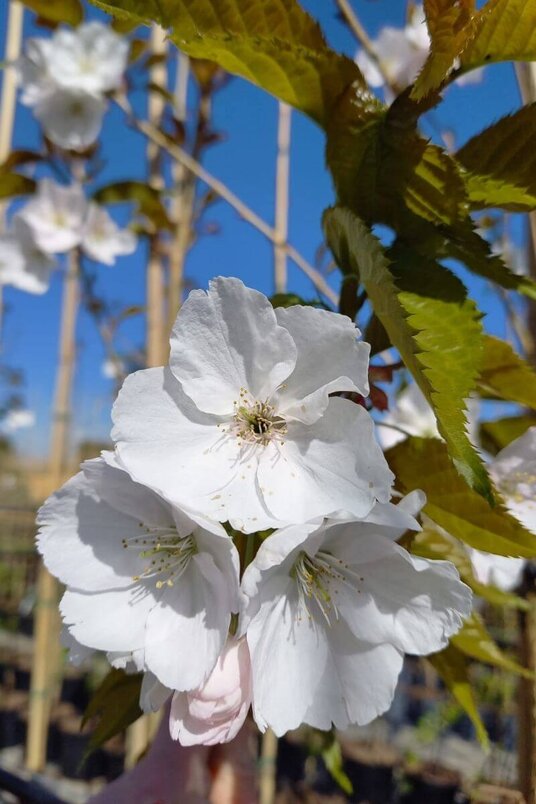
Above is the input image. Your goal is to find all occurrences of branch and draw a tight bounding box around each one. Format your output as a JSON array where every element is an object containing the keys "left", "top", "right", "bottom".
[{"left": 114, "top": 94, "right": 339, "bottom": 307}]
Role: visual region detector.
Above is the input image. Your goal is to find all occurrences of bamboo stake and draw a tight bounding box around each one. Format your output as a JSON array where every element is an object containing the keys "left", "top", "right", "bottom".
[
  {"left": 273, "top": 102, "right": 291, "bottom": 295},
  {"left": 0, "top": 0, "right": 24, "bottom": 340},
  {"left": 115, "top": 95, "right": 338, "bottom": 306},
  {"left": 259, "top": 729, "right": 278, "bottom": 804},
  {"left": 145, "top": 24, "right": 168, "bottom": 369},
  {"left": 27, "top": 250, "right": 80, "bottom": 771},
  {"left": 167, "top": 53, "right": 192, "bottom": 334}
]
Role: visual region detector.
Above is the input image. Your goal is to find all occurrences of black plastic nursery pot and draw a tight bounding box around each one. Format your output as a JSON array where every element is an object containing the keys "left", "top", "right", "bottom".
[
  {"left": 0, "top": 690, "right": 27, "bottom": 749},
  {"left": 57, "top": 716, "right": 106, "bottom": 780},
  {"left": 341, "top": 741, "right": 399, "bottom": 804},
  {"left": 60, "top": 674, "right": 89, "bottom": 712},
  {"left": 400, "top": 764, "right": 462, "bottom": 804}
]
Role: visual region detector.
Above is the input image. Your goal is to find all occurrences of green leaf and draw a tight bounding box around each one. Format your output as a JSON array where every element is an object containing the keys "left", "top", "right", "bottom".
[
  {"left": 411, "top": 0, "right": 474, "bottom": 100},
  {"left": 478, "top": 335, "right": 536, "bottom": 407},
  {"left": 408, "top": 526, "right": 529, "bottom": 610},
  {"left": 428, "top": 644, "right": 489, "bottom": 748},
  {"left": 82, "top": 668, "right": 143, "bottom": 754},
  {"left": 480, "top": 415, "right": 536, "bottom": 455},
  {"left": 324, "top": 206, "right": 492, "bottom": 501},
  {"left": 387, "top": 436, "right": 536, "bottom": 558},
  {"left": 93, "top": 181, "right": 172, "bottom": 231},
  {"left": 452, "top": 612, "right": 532, "bottom": 677},
  {"left": 460, "top": 0, "right": 536, "bottom": 73},
  {"left": 19, "top": 0, "right": 83, "bottom": 25},
  {"left": 457, "top": 105, "right": 536, "bottom": 212},
  {"left": 270, "top": 292, "right": 330, "bottom": 310},
  {"left": 89, "top": 0, "right": 366, "bottom": 127},
  {"left": 0, "top": 173, "right": 36, "bottom": 199},
  {"left": 322, "top": 738, "right": 353, "bottom": 796}
]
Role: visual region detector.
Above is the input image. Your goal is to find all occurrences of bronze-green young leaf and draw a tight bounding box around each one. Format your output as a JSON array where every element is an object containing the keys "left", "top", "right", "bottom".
[
  {"left": 480, "top": 415, "right": 536, "bottom": 455},
  {"left": 89, "top": 0, "right": 367, "bottom": 127},
  {"left": 411, "top": 0, "right": 474, "bottom": 100},
  {"left": 324, "top": 206, "right": 492, "bottom": 501},
  {"left": 82, "top": 668, "right": 143, "bottom": 754},
  {"left": 0, "top": 173, "right": 36, "bottom": 199},
  {"left": 387, "top": 436, "right": 536, "bottom": 558},
  {"left": 478, "top": 335, "right": 536, "bottom": 408},
  {"left": 93, "top": 180, "right": 172, "bottom": 231},
  {"left": 457, "top": 105, "right": 536, "bottom": 212},
  {"left": 19, "top": 0, "right": 83, "bottom": 25},
  {"left": 427, "top": 644, "right": 489, "bottom": 748},
  {"left": 452, "top": 612, "right": 532, "bottom": 677},
  {"left": 460, "top": 0, "right": 536, "bottom": 73}
]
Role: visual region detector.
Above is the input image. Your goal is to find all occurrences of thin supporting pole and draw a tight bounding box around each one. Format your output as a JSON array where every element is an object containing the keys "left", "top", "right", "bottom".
[
  {"left": 27, "top": 250, "right": 80, "bottom": 772},
  {"left": 273, "top": 102, "right": 291, "bottom": 294},
  {"left": 0, "top": 1, "right": 24, "bottom": 339},
  {"left": 259, "top": 729, "right": 278, "bottom": 804},
  {"left": 115, "top": 95, "right": 338, "bottom": 306},
  {"left": 167, "top": 53, "right": 192, "bottom": 334},
  {"left": 145, "top": 24, "right": 168, "bottom": 368}
]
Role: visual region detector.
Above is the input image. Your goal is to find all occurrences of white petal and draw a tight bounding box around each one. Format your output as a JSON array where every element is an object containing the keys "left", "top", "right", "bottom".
[
  {"left": 332, "top": 531, "right": 472, "bottom": 654},
  {"left": 274, "top": 305, "right": 370, "bottom": 423},
  {"left": 34, "top": 88, "right": 106, "bottom": 152},
  {"left": 81, "top": 202, "right": 136, "bottom": 265},
  {"left": 37, "top": 466, "right": 159, "bottom": 591},
  {"left": 144, "top": 556, "right": 230, "bottom": 690},
  {"left": 19, "top": 179, "right": 87, "bottom": 254},
  {"left": 170, "top": 277, "right": 296, "bottom": 415},
  {"left": 303, "top": 631, "right": 404, "bottom": 730},
  {"left": 490, "top": 427, "right": 536, "bottom": 534},
  {"left": 140, "top": 672, "right": 171, "bottom": 713},
  {"left": 60, "top": 585, "right": 156, "bottom": 653},
  {"left": 257, "top": 397, "right": 393, "bottom": 522},
  {"left": 113, "top": 366, "right": 280, "bottom": 531},
  {"left": 247, "top": 584, "right": 329, "bottom": 736}
]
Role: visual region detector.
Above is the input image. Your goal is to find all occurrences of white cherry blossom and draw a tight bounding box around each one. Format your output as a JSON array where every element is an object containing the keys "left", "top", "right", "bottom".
[
  {"left": 37, "top": 454, "right": 240, "bottom": 691},
  {"left": 18, "top": 21, "right": 128, "bottom": 99},
  {"left": 112, "top": 277, "right": 393, "bottom": 532},
  {"left": 468, "top": 548, "right": 524, "bottom": 592},
  {"left": 356, "top": 6, "right": 482, "bottom": 97},
  {"left": 490, "top": 427, "right": 536, "bottom": 534},
  {"left": 240, "top": 493, "right": 472, "bottom": 736},
  {"left": 378, "top": 383, "right": 439, "bottom": 450},
  {"left": 0, "top": 216, "right": 56, "bottom": 294},
  {"left": 81, "top": 202, "right": 137, "bottom": 265},
  {"left": 19, "top": 179, "right": 87, "bottom": 254},
  {"left": 34, "top": 87, "right": 107, "bottom": 151}
]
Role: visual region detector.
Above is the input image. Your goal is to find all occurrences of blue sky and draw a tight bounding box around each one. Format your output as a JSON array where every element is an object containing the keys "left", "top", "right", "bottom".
[{"left": 0, "top": 0, "right": 527, "bottom": 457}]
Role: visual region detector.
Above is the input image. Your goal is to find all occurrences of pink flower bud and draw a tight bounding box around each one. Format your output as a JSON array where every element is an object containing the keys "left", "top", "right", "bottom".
[{"left": 169, "top": 637, "right": 252, "bottom": 746}]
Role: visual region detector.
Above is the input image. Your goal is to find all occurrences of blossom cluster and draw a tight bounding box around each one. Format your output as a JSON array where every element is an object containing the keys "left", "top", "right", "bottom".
[
  {"left": 16, "top": 21, "right": 129, "bottom": 151},
  {"left": 379, "top": 383, "right": 533, "bottom": 593},
  {"left": 38, "top": 277, "right": 472, "bottom": 744},
  {"left": 0, "top": 179, "right": 136, "bottom": 294}
]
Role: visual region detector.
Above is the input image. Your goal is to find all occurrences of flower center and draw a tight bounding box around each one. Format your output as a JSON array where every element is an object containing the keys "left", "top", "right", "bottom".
[
  {"left": 226, "top": 388, "right": 287, "bottom": 447},
  {"left": 497, "top": 466, "right": 536, "bottom": 504},
  {"left": 122, "top": 526, "right": 197, "bottom": 589},
  {"left": 291, "top": 550, "right": 364, "bottom": 625}
]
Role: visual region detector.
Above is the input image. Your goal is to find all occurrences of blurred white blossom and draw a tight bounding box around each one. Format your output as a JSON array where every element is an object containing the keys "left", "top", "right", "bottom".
[
  {"left": 0, "top": 216, "right": 56, "bottom": 294},
  {"left": 34, "top": 88, "right": 107, "bottom": 151},
  {"left": 19, "top": 179, "right": 87, "bottom": 253},
  {"left": 356, "top": 6, "right": 482, "bottom": 98},
  {"left": 82, "top": 202, "right": 136, "bottom": 265},
  {"left": 17, "top": 21, "right": 128, "bottom": 151}
]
